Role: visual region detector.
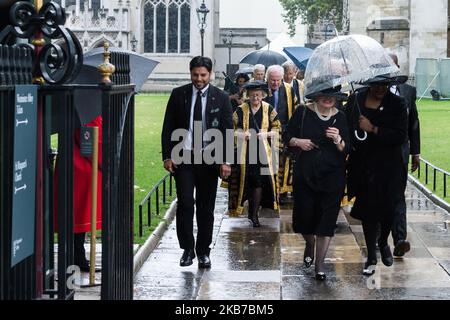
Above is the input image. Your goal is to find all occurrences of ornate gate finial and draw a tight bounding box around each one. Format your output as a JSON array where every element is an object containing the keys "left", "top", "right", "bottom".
[
  {"left": 0, "top": 1, "right": 83, "bottom": 84},
  {"left": 97, "top": 42, "right": 116, "bottom": 84}
]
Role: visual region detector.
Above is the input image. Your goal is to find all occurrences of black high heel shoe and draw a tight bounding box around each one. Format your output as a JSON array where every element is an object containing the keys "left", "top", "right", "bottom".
[{"left": 315, "top": 272, "right": 326, "bottom": 281}]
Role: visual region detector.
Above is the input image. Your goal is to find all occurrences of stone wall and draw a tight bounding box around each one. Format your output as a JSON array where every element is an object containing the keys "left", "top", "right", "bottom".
[
  {"left": 409, "top": 0, "right": 448, "bottom": 75},
  {"left": 349, "top": 0, "right": 410, "bottom": 35},
  {"left": 214, "top": 28, "right": 267, "bottom": 79},
  {"left": 348, "top": 0, "right": 449, "bottom": 77},
  {"left": 142, "top": 0, "right": 217, "bottom": 90}
]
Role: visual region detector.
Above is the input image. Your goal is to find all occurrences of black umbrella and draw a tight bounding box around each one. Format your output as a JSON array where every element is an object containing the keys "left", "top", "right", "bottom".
[
  {"left": 71, "top": 47, "right": 159, "bottom": 125},
  {"left": 239, "top": 49, "right": 287, "bottom": 69},
  {"left": 235, "top": 66, "right": 254, "bottom": 75},
  {"left": 77, "top": 47, "right": 159, "bottom": 93}
]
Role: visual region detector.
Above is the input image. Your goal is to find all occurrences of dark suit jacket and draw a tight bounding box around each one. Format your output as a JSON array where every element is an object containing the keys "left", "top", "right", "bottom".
[
  {"left": 264, "top": 83, "right": 295, "bottom": 129},
  {"left": 397, "top": 84, "right": 421, "bottom": 156},
  {"left": 291, "top": 79, "right": 300, "bottom": 102},
  {"left": 161, "top": 83, "right": 233, "bottom": 163}
]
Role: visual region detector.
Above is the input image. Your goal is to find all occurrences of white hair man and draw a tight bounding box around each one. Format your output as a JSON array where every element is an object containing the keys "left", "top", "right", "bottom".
[
  {"left": 264, "top": 64, "right": 296, "bottom": 200},
  {"left": 282, "top": 61, "right": 305, "bottom": 107},
  {"left": 252, "top": 64, "right": 266, "bottom": 81}
]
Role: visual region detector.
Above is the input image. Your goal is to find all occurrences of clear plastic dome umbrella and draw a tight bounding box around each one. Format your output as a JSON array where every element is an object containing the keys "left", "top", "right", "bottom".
[{"left": 304, "top": 33, "right": 402, "bottom": 140}]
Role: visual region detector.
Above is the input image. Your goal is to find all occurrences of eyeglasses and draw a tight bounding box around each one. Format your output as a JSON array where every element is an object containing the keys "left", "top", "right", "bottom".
[{"left": 248, "top": 93, "right": 263, "bottom": 98}]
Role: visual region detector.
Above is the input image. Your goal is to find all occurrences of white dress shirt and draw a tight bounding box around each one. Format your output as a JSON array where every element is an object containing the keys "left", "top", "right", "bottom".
[
  {"left": 184, "top": 84, "right": 209, "bottom": 150},
  {"left": 390, "top": 85, "right": 399, "bottom": 96}
]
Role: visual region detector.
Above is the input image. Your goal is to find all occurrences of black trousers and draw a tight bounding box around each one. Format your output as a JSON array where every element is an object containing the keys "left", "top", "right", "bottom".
[
  {"left": 392, "top": 145, "right": 409, "bottom": 244},
  {"left": 174, "top": 163, "right": 218, "bottom": 256},
  {"left": 74, "top": 232, "right": 87, "bottom": 263}
]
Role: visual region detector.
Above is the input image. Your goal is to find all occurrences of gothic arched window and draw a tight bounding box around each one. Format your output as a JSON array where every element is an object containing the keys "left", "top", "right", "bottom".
[{"left": 143, "top": 0, "right": 191, "bottom": 54}]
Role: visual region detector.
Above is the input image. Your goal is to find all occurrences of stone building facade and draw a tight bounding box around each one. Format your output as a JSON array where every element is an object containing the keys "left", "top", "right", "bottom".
[
  {"left": 49, "top": 0, "right": 267, "bottom": 90},
  {"left": 347, "top": 0, "right": 450, "bottom": 76}
]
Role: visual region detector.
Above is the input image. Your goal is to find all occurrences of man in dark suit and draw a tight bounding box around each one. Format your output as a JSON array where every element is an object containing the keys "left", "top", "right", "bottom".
[
  {"left": 282, "top": 61, "right": 304, "bottom": 107},
  {"left": 161, "top": 56, "right": 233, "bottom": 268},
  {"left": 389, "top": 53, "right": 421, "bottom": 257}
]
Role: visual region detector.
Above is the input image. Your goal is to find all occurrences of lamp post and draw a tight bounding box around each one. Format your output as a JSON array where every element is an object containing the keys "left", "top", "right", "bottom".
[
  {"left": 196, "top": 0, "right": 209, "bottom": 57},
  {"left": 130, "top": 34, "right": 138, "bottom": 52},
  {"left": 266, "top": 38, "right": 271, "bottom": 50},
  {"left": 222, "top": 30, "right": 233, "bottom": 65}
]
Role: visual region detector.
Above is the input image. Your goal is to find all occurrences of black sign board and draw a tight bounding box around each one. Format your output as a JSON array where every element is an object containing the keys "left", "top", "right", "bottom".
[
  {"left": 11, "top": 85, "right": 37, "bottom": 267},
  {"left": 80, "top": 126, "right": 94, "bottom": 157}
]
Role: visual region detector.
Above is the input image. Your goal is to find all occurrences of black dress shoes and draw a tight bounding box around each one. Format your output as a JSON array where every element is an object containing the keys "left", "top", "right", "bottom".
[
  {"left": 393, "top": 240, "right": 411, "bottom": 257},
  {"left": 198, "top": 255, "right": 211, "bottom": 269},
  {"left": 247, "top": 214, "right": 260, "bottom": 228},
  {"left": 180, "top": 249, "right": 195, "bottom": 267},
  {"left": 75, "top": 257, "right": 92, "bottom": 273},
  {"left": 315, "top": 272, "right": 326, "bottom": 281},
  {"left": 379, "top": 245, "right": 394, "bottom": 266}
]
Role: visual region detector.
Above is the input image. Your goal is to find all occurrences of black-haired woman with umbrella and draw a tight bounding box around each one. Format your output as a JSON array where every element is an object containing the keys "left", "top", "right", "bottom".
[{"left": 345, "top": 74, "right": 408, "bottom": 276}]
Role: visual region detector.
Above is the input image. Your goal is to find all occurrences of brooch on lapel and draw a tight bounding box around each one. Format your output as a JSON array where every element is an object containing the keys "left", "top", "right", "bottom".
[
  {"left": 210, "top": 107, "right": 220, "bottom": 113},
  {"left": 212, "top": 118, "right": 219, "bottom": 128}
]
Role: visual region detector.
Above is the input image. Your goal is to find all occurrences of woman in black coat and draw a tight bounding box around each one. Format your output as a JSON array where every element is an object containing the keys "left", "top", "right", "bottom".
[
  {"left": 346, "top": 77, "right": 408, "bottom": 276},
  {"left": 284, "top": 86, "right": 350, "bottom": 281}
]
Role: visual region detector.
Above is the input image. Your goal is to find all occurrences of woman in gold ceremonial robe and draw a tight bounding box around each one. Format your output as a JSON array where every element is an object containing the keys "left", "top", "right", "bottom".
[{"left": 227, "top": 81, "right": 281, "bottom": 227}]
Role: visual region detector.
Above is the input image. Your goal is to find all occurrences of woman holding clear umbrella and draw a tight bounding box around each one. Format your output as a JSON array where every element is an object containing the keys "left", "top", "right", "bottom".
[
  {"left": 345, "top": 74, "right": 408, "bottom": 276},
  {"left": 284, "top": 80, "right": 350, "bottom": 281},
  {"left": 287, "top": 32, "right": 408, "bottom": 278}
]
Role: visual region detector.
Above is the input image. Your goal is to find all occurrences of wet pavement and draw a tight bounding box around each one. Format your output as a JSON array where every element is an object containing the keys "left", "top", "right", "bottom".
[{"left": 134, "top": 183, "right": 450, "bottom": 300}]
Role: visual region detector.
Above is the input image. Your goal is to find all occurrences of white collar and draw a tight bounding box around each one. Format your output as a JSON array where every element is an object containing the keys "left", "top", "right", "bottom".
[{"left": 193, "top": 84, "right": 210, "bottom": 97}]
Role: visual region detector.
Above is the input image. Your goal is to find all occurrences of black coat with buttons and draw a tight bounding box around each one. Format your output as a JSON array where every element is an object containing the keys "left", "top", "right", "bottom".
[{"left": 345, "top": 88, "right": 408, "bottom": 222}]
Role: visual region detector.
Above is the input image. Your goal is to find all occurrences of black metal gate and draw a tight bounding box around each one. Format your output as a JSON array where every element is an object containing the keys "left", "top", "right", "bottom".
[
  {"left": 1, "top": 1, "right": 136, "bottom": 300},
  {"left": 101, "top": 84, "right": 135, "bottom": 300}
]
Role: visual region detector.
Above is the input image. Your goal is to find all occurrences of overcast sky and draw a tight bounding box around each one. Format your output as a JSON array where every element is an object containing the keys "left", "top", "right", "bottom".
[{"left": 219, "top": 0, "right": 306, "bottom": 43}]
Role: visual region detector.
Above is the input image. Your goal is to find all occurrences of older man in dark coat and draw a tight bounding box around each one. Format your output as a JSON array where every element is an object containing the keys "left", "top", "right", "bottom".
[{"left": 264, "top": 65, "right": 296, "bottom": 200}]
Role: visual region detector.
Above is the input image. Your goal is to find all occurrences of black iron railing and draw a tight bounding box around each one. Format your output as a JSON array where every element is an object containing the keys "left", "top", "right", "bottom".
[
  {"left": 138, "top": 173, "right": 174, "bottom": 238},
  {"left": 1, "top": 0, "right": 137, "bottom": 301},
  {"left": 40, "top": 85, "right": 77, "bottom": 301},
  {"left": 101, "top": 84, "right": 135, "bottom": 300},
  {"left": 414, "top": 157, "right": 449, "bottom": 200},
  {"left": 0, "top": 45, "right": 34, "bottom": 86}
]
